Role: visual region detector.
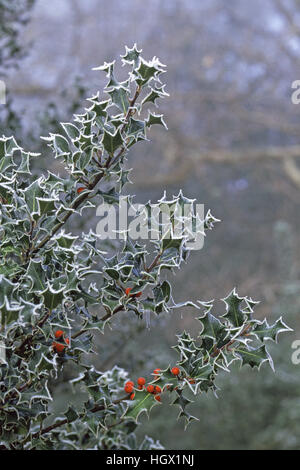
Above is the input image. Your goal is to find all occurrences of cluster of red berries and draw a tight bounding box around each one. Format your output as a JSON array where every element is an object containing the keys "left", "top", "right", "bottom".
[
  {"left": 52, "top": 330, "right": 70, "bottom": 353},
  {"left": 124, "top": 366, "right": 182, "bottom": 403},
  {"left": 125, "top": 287, "right": 142, "bottom": 298}
]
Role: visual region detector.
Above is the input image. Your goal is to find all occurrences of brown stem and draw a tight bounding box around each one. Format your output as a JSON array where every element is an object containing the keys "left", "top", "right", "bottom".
[
  {"left": 30, "top": 85, "right": 141, "bottom": 258},
  {"left": 31, "top": 395, "right": 128, "bottom": 439}
]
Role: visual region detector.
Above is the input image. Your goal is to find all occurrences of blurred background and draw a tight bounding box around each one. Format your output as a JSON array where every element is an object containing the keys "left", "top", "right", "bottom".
[{"left": 1, "top": 0, "right": 300, "bottom": 450}]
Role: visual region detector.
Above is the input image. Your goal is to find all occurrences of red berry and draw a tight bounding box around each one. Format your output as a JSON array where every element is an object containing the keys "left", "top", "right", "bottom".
[
  {"left": 130, "top": 392, "right": 135, "bottom": 400},
  {"left": 171, "top": 367, "right": 180, "bottom": 376},
  {"left": 126, "top": 380, "right": 134, "bottom": 387},
  {"left": 125, "top": 287, "right": 142, "bottom": 298},
  {"left": 52, "top": 342, "right": 66, "bottom": 353},
  {"left": 138, "top": 385, "right": 144, "bottom": 390},
  {"left": 124, "top": 383, "right": 134, "bottom": 394},
  {"left": 65, "top": 337, "right": 70, "bottom": 346},
  {"left": 77, "top": 187, "right": 86, "bottom": 194},
  {"left": 54, "top": 330, "right": 64, "bottom": 339},
  {"left": 189, "top": 378, "right": 195, "bottom": 384},
  {"left": 153, "top": 368, "right": 161, "bottom": 376},
  {"left": 147, "top": 385, "right": 155, "bottom": 394},
  {"left": 137, "top": 377, "right": 146, "bottom": 386},
  {"left": 154, "top": 395, "right": 161, "bottom": 402},
  {"left": 125, "top": 287, "right": 132, "bottom": 296},
  {"left": 154, "top": 385, "right": 161, "bottom": 394}
]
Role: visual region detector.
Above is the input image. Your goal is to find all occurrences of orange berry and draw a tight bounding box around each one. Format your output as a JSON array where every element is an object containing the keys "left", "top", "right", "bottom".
[
  {"left": 147, "top": 385, "right": 155, "bottom": 394},
  {"left": 52, "top": 342, "right": 66, "bottom": 353},
  {"left": 171, "top": 367, "right": 180, "bottom": 376},
  {"left": 124, "top": 383, "right": 134, "bottom": 394},
  {"left": 125, "top": 287, "right": 132, "bottom": 296},
  {"left": 125, "top": 287, "right": 142, "bottom": 298},
  {"left": 154, "top": 395, "right": 161, "bottom": 402},
  {"left": 77, "top": 187, "right": 86, "bottom": 194},
  {"left": 54, "top": 330, "right": 64, "bottom": 339},
  {"left": 126, "top": 380, "right": 134, "bottom": 386},
  {"left": 130, "top": 392, "right": 135, "bottom": 400},
  {"left": 138, "top": 385, "right": 144, "bottom": 390},
  {"left": 189, "top": 378, "right": 195, "bottom": 384},
  {"left": 137, "top": 377, "right": 146, "bottom": 386},
  {"left": 153, "top": 368, "right": 161, "bottom": 376},
  {"left": 65, "top": 337, "right": 70, "bottom": 346},
  {"left": 154, "top": 385, "right": 161, "bottom": 394}
]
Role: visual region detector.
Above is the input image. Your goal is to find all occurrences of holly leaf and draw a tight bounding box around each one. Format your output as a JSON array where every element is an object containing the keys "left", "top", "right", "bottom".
[
  {"left": 250, "top": 317, "right": 292, "bottom": 343},
  {"left": 234, "top": 344, "right": 274, "bottom": 370}
]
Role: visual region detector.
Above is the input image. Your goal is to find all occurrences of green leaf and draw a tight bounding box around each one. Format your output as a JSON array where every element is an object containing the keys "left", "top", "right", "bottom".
[
  {"left": 42, "top": 284, "right": 65, "bottom": 310},
  {"left": 26, "top": 260, "right": 46, "bottom": 293},
  {"left": 102, "top": 128, "right": 124, "bottom": 155},
  {"left": 251, "top": 317, "right": 292, "bottom": 342},
  {"left": 198, "top": 304, "right": 227, "bottom": 342},
  {"left": 124, "top": 389, "right": 159, "bottom": 423},
  {"left": 23, "top": 179, "right": 45, "bottom": 215},
  {"left": 221, "top": 289, "right": 246, "bottom": 328},
  {"left": 108, "top": 86, "right": 129, "bottom": 113},
  {"left": 234, "top": 344, "right": 274, "bottom": 370},
  {"left": 53, "top": 134, "right": 70, "bottom": 155},
  {"left": 61, "top": 122, "right": 80, "bottom": 140},
  {"left": 145, "top": 111, "right": 168, "bottom": 129},
  {"left": 37, "top": 197, "right": 58, "bottom": 216}
]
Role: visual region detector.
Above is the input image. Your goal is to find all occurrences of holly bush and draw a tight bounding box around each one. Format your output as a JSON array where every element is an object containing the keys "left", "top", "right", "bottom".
[{"left": 0, "top": 45, "right": 291, "bottom": 450}]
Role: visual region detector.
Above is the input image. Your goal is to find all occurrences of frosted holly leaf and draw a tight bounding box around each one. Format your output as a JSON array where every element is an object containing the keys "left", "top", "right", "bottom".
[
  {"left": 171, "top": 390, "right": 198, "bottom": 429},
  {"left": 116, "top": 167, "right": 133, "bottom": 190},
  {"left": 80, "top": 315, "right": 107, "bottom": 335},
  {"left": 204, "top": 209, "right": 221, "bottom": 230},
  {"left": 123, "top": 388, "right": 161, "bottom": 423},
  {"left": 1, "top": 136, "right": 20, "bottom": 159},
  {"left": 19, "top": 299, "right": 41, "bottom": 325},
  {"left": 234, "top": 344, "right": 274, "bottom": 371},
  {"left": 42, "top": 284, "right": 65, "bottom": 311},
  {"left": 23, "top": 178, "right": 45, "bottom": 215},
  {"left": 145, "top": 111, "right": 168, "bottom": 129},
  {"left": 101, "top": 61, "right": 120, "bottom": 90},
  {"left": 25, "top": 260, "right": 47, "bottom": 293},
  {"left": 142, "top": 84, "right": 169, "bottom": 106},
  {"left": 107, "top": 86, "right": 130, "bottom": 114},
  {"left": 0, "top": 275, "right": 17, "bottom": 307},
  {"left": 127, "top": 118, "right": 146, "bottom": 141},
  {"left": 53, "top": 231, "right": 78, "bottom": 251},
  {"left": 121, "top": 44, "right": 142, "bottom": 67},
  {"left": 87, "top": 98, "right": 110, "bottom": 128},
  {"left": 92, "top": 60, "right": 116, "bottom": 76},
  {"left": 64, "top": 405, "right": 79, "bottom": 424},
  {"left": 197, "top": 302, "right": 227, "bottom": 342},
  {"left": 173, "top": 342, "right": 198, "bottom": 366},
  {"left": 134, "top": 57, "right": 166, "bottom": 86},
  {"left": 138, "top": 436, "right": 164, "bottom": 450},
  {"left": 101, "top": 128, "right": 124, "bottom": 155},
  {"left": 42, "top": 133, "right": 71, "bottom": 157},
  {"left": 16, "top": 151, "right": 35, "bottom": 175},
  {"left": 0, "top": 298, "right": 20, "bottom": 326},
  {"left": 61, "top": 122, "right": 80, "bottom": 141},
  {"left": 221, "top": 289, "right": 249, "bottom": 328},
  {"left": 36, "top": 197, "right": 58, "bottom": 216},
  {"left": 250, "top": 317, "right": 292, "bottom": 343}
]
